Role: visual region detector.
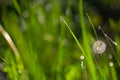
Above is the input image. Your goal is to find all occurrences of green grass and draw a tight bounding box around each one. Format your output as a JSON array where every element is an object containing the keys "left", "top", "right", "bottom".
[{"left": 0, "top": 0, "right": 120, "bottom": 80}]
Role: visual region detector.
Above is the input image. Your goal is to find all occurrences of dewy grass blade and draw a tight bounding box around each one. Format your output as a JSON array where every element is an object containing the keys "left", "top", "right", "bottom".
[
  {"left": 86, "top": 13, "right": 98, "bottom": 39},
  {"left": 98, "top": 26, "right": 118, "bottom": 80},
  {"left": 98, "top": 26, "right": 120, "bottom": 49},
  {"left": 60, "top": 16, "right": 86, "bottom": 57},
  {"left": 60, "top": 16, "right": 96, "bottom": 80},
  {"left": 79, "top": 0, "right": 96, "bottom": 80}
]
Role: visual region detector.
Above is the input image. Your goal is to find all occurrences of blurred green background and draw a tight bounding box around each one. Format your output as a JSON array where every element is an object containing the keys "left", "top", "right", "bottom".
[{"left": 0, "top": 0, "right": 120, "bottom": 80}]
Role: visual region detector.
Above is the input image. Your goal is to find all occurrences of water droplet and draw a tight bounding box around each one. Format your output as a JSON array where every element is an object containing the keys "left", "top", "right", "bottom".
[
  {"left": 81, "top": 61, "right": 84, "bottom": 69},
  {"left": 18, "top": 70, "right": 22, "bottom": 74},
  {"left": 80, "top": 55, "right": 84, "bottom": 60},
  {"left": 109, "top": 62, "right": 114, "bottom": 67},
  {"left": 93, "top": 40, "right": 106, "bottom": 54},
  {"left": 96, "top": 46, "right": 102, "bottom": 51},
  {"left": 108, "top": 55, "right": 112, "bottom": 59}
]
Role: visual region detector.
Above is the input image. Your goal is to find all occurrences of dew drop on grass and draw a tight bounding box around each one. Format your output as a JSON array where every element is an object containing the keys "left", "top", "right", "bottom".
[
  {"left": 18, "top": 70, "right": 21, "bottom": 74},
  {"left": 109, "top": 61, "right": 114, "bottom": 67},
  {"left": 93, "top": 40, "right": 106, "bottom": 54},
  {"left": 80, "top": 55, "right": 84, "bottom": 60},
  {"left": 81, "top": 61, "right": 84, "bottom": 69},
  {"left": 81, "top": 62, "right": 84, "bottom": 66},
  {"left": 80, "top": 55, "right": 85, "bottom": 69},
  {"left": 108, "top": 55, "right": 112, "bottom": 59}
]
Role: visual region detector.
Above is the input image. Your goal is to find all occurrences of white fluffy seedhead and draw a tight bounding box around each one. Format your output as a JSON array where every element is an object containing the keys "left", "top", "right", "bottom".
[{"left": 93, "top": 40, "right": 106, "bottom": 54}]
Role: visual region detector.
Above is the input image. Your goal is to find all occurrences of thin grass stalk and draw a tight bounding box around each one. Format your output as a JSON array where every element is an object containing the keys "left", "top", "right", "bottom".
[{"left": 79, "top": 0, "right": 96, "bottom": 80}]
